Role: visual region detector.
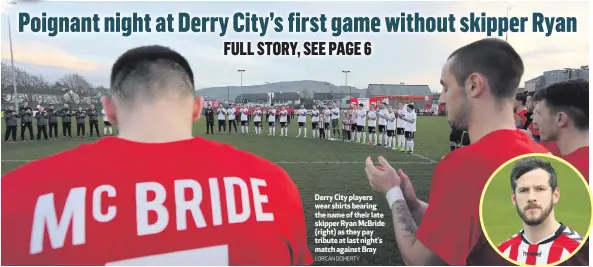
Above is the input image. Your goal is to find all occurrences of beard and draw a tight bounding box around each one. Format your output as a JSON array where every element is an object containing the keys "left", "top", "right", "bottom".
[
  {"left": 448, "top": 96, "right": 471, "bottom": 132},
  {"left": 516, "top": 199, "right": 554, "bottom": 226}
]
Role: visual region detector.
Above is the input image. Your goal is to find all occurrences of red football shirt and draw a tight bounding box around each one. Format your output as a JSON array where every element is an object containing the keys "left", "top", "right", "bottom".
[
  {"left": 416, "top": 129, "right": 549, "bottom": 265},
  {"left": 516, "top": 109, "right": 528, "bottom": 126},
  {"left": 498, "top": 224, "right": 582, "bottom": 265},
  {"left": 540, "top": 141, "right": 562, "bottom": 157},
  {"left": 562, "top": 146, "right": 589, "bottom": 183},
  {"left": 1, "top": 137, "right": 313, "bottom": 266}
]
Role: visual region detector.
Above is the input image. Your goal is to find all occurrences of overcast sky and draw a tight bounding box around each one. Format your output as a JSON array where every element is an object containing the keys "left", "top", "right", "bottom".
[{"left": 1, "top": 1, "right": 588, "bottom": 92}]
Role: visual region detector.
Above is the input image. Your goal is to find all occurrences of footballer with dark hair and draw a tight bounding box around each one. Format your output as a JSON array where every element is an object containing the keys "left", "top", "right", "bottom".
[
  {"left": 532, "top": 79, "right": 589, "bottom": 182},
  {"left": 365, "top": 38, "right": 548, "bottom": 266},
  {"left": 1, "top": 45, "right": 313, "bottom": 265},
  {"left": 498, "top": 157, "right": 583, "bottom": 265}
]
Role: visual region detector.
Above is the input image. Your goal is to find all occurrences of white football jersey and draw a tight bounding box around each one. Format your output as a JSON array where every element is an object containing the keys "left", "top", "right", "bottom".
[
  {"left": 268, "top": 109, "right": 276, "bottom": 122},
  {"left": 331, "top": 107, "right": 340, "bottom": 120},
  {"left": 241, "top": 108, "right": 248, "bottom": 121},
  {"left": 367, "top": 110, "right": 377, "bottom": 127},
  {"left": 298, "top": 108, "right": 307, "bottom": 123},
  {"left": 217, "top": 108, "right": 226, "bottom": 120},
  {"left": 101, "top": 109, "right": 108, "bottom": 122},
  {"left": 323, "top": 109, "right": 331, "bottom": 121},
  {"left": 386, "top": 112, "right": 396, "bottom": 130},
  {"left": 228, "top": 108, "right": 236, "bottom": 120},
  {"left": 311, "top": 109, "right": 320, "bottom": 122},
  {"left": 356, "top": 109, "right": 366, "bottom": 126},
  {"left": 404, "top": 110, "right": 417, "bottom": 132},
  {"left": 323, "top": 112, "right": 331, "bottom": 123},
  {"left": 254, "top": 110, "right": 262, "bottom": 122},
  {"left": 396, "top": 109, "right": 407, "bottom": 128},
  {"left": 378, "top": 108, "right": 387, "bottom": 126},
  {"left": 279, "top": 110, "right": 288, "bottom": 122}
]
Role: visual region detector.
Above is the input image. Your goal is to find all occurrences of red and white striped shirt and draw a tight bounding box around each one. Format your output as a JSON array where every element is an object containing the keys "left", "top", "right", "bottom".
[{"left": 498, "top": 223, "right": 582, "bottom": 265}]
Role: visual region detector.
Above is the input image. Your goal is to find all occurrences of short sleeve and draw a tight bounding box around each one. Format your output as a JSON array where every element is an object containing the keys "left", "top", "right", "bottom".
[{"left": 416, "top": 161, "right": 482, "bottom": 266}]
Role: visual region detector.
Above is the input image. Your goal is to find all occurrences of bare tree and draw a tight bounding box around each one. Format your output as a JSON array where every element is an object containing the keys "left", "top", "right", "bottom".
[{"left": 59, "top": 73, "right": 93, "bottom": 102}]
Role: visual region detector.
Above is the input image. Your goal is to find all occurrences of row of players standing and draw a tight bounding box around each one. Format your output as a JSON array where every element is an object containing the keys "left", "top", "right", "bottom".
[
  {"left": 3, "top": 103, "right": 114, "bottom": 143},
  {"left": 334, "top": 101, "right": 417, "bottom": 153},
  {"left": 204, "top": 101, "right": 417, "bottom": 153}
]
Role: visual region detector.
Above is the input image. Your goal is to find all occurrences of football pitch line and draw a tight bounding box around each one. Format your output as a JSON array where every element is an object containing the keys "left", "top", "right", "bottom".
[
  {"left": 273, "top": 161, "right": 436, "bottom": 165},
  {"left": 0, "top": 159, "right": 436, "bottom": 165}
]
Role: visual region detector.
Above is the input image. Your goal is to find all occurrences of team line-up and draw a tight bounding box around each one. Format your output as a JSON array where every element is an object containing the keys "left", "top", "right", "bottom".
[{"left": 204, "top": 100, "right": 417, "bottom": 153}]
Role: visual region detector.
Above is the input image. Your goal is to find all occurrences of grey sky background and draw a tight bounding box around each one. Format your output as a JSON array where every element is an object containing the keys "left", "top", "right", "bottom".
[{"left": 1, "top": 1, "right": 588, "bottom": 92}]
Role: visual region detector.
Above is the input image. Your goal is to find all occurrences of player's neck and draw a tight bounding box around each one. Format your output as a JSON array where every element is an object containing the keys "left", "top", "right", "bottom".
[
  {"left": 116, "top": 106, "right": 194, "bottom": 143},
  {"left": 468, "top": 103, "right": 516, "bottom": 143},
  {"left": 557, "top": 129, "right": 589, "bottom": 156},
  {"left": 523, "top": 217, "right": 560, "bottom": 244},
  {"left": 517, "top": 106, "right": 527, "bottom": 112}
]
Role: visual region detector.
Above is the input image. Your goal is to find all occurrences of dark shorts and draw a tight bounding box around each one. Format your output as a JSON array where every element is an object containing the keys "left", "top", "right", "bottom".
[
  {"left": 357, "top": 125, "right": 365, "bottom": 132},
  {"left": 280, "top": 122, "right": 287, "bottom": 127},
  {"left": 368, "top": 126, "right": 376, "bottom": 133},
  {"left": 351, "top": 124, "right": 357, "bottom": 131},
  {"left": 405, "top": 131, "right": 415, "bottom": 139},
  {"left": 218, "top": 119, "right": 226, "bottom": 125},
  {"left": 241, "top": 121, "right": 248, "bottom": 126},
  {"left": 312, "top": 122, "right": 318, "bottom": 129},
  {"left": 332, "top": 119, "right": 339, "bottom": 128},
  {"left": 324, "top": 122, "right": 330, "bottom": 129},
  {"left": 396, "top": 128, "right": 405, "bottom": 135},
  {"left": 298, "top": 122, "right": 305, "bottom": 127},
  {"left": 268, "top": 122, "right": 275, "bottom": 127},
  {"left": 378, "top": 125, "right": 386, "bottom": 133},
  {"left": 104, "top": 121, "right": 112, "bottom": 126},
  {"left": 387, "top": 130, "right": 394, "bottom": 137},
  {"left": 254, "top": 121, "right": 261, "bottom": 127}
]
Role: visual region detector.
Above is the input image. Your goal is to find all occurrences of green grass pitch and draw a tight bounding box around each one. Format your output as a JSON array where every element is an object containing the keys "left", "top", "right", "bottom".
[
  {"left": 481, "top": 155, "right": 592, "bottom": 246},
  {"left": 1, "top": 116, "right": 452, "bottom": 266}
]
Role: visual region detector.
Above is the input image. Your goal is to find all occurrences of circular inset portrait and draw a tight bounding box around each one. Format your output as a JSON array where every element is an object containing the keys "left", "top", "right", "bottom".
[{"left": 480, "top": 153, "right": 592, "bottom": 266}]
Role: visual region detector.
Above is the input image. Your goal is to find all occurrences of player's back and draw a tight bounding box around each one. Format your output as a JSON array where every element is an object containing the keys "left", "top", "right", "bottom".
[
  {"left": 433, "top": 129, "right": 549, "bottom": 265},
  {"left": 1, "top": 137, "right": 312, "bottom": 266}
]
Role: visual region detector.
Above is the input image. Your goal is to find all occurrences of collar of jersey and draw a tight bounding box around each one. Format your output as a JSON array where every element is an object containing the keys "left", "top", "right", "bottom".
[{"left": 520, "top": 222, "right": 565, "bottom": 245}]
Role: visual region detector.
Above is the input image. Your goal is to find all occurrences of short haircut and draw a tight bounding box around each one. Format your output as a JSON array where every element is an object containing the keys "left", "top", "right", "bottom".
[
  {"left": 110, "top": 45, "right": 195, "bottom": 102},
  {"left": 510, "top": 157, "right": 558, "bottom": 193},
  {"left": 407, "top": 104, "right": 415, "bottom": 110},
  {"left": 448, "top": 38, "right": 524, "bottom": 100},
  {"left": 532, "top": 79, "right": 588, "bottom": 130},
  {"left": 515, "top": 93, "right": 527, "bottom": 105}
]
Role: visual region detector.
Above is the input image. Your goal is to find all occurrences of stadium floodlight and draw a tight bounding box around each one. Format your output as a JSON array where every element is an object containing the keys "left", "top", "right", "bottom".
[
  {"left": 4, "top": 0, "right": 18, "bottom": 109},
  {"left": 238, "top": 69, "right": 245, "bottom": 103},
  {"left": 505, "top": 1, "right": 512, "bottom": 41},
  {"left": 342, "top": 70, "right": 351, "bottom": 96}
]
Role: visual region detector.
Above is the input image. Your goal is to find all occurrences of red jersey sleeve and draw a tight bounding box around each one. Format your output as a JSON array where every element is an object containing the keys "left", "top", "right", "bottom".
[{"left": 416, "top": 156, "right": 482, "bottom": 266}]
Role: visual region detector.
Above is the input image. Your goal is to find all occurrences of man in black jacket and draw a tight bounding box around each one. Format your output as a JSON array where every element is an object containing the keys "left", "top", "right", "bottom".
[
  {"left": 4, "top": 105, "right": 18, "bottom": 143},
  {"left": 47, "top": 105, "right": 59, "bottom": 139},
  {"left": 60, "top": 104, "right": 73, "bottom": 138},
  {"left": 35, "top": 106, "right": 49, "bottom": 140},
  {"left": 205, "top": 104, "right": 214, "bottom": 134},
  {"left": 19, "top": 102, "right": 34, "bottom": 141},
  {"left": 87, "top": 104, "right": 101, "bottom": 137}
]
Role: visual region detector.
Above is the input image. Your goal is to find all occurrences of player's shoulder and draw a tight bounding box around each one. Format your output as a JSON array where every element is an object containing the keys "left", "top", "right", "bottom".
[
  {"left": 2, "top": 142, "right": 96, "bottom": 185},
  {"left": 561, "top": 225, "right": 584, "bottom": 243},
  {"left": 200, "top": 138, "right": 288, "bottom": 173},
  {"left": 498, "top": 232, "right": 522, "bottom": 251}
]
